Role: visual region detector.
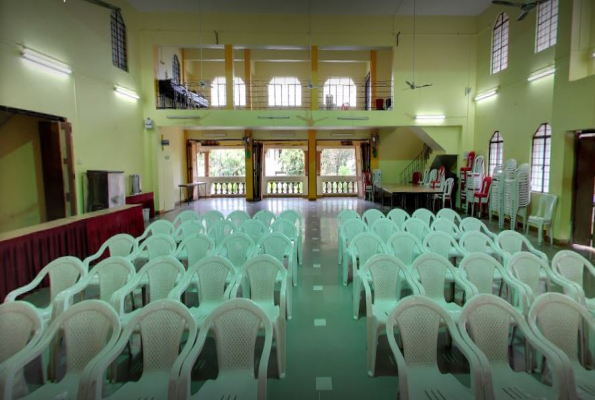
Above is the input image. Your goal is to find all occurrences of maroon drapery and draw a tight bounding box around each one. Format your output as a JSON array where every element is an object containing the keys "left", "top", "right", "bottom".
[
  {"left": 0, "top": 205, "right": 144, "bottom": 301},
  {"left": 125, "top": 192, "right": 155, "bottom": 218}
]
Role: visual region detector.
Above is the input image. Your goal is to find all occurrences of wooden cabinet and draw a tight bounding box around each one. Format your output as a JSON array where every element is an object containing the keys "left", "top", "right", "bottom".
[{"left": 86, "top": 170, "right": 125, "bottom": 212}]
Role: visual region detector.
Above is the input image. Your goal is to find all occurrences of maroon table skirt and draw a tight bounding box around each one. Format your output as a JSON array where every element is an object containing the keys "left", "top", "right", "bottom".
[
  {"left": 0, "top": 205, "right": 144, "bottom": 301},
  {"left": 126, "top": 192, "right": 155, "bottom": 218}
]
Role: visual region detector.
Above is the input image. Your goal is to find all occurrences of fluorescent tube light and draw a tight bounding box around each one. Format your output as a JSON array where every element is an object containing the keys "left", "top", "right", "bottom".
[
  {"left": 474, "top": 88, "right": 498, "bottom": 102},
  {"left": 203, "top": 133, "right": 227, "bottom": 138},
  {"left": 415, "top": 115, "right": 446, "bottom": 121},
  {"left": 272, "top": 133, "right": 296, "bottom": 138},
  {"left": 114, "top": 85, "right": 139, "bottom": 100},
  {"left": 258, "top": 116, "right": 290, "bottom": 120},
  {"left": 331, "top": 133, "right": 355, "bottom": 138},
  {"left": 166, "top": 115, "right": 202, "bottom": 120},
  {"left": 528, "top": 66, "right": 555, "bottom": 82},
  {"left": 337, "top": 116, "right": 369, "bottom": 121},
  {"left": 22, "top": 48, "right": 72, "bottom": 75}
]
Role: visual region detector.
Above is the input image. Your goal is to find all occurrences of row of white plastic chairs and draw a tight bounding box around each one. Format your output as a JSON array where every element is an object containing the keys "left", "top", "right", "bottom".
[{"left": 0, "top": 253, "right": 290, "bottom": 400}]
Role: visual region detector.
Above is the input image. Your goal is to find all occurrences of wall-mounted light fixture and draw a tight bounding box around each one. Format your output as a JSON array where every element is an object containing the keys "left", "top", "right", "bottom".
[
  {"left": 166, "top": 115, "right": 201, "bottom": 120},
  {"left": 203, "top": 133, "right": 227, "bottom": 138},
  {"left": 22, "top": 48, "right": 72, "bottom": 75},
  {"left": 337, "top": 116, "right": 370, "bottom": 121},
  {"left": 528, "top": 66, "right": 556, "bottom": 82},
  {"left": 257, "top": 116, "right": 290, "bottom": 120},
  {"left": 474, "top": 88, "right": 498, "bottom": 102},
  {"left": 331, "top": 133, "right": 355, "bottom": 138},
  {"left": 114, "top": 85, "right": 140, "bottom": 100},
  {"left": 272, "top": 133, "right": 296, "bottom": 138},
  {"left": 415, "top": 115, "right": 446, "bottom": 121}
]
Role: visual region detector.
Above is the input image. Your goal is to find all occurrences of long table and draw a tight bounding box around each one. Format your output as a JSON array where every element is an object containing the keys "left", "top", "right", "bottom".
[
  {"left": 0, "top": 205, "right": 144, "bottom": 301},
  {"left": 178, "top": 182, "right": 208, "bottom": 206},
  {"left": 379, "top": 184, "right": 442, "bottom": 209}
]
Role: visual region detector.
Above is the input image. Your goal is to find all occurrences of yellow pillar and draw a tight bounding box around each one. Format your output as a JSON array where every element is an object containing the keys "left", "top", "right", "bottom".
[
  {"left": 245, "top": 130, "right": 254, "bottom": 201},
  {"left": 225, "top": 44, "right": 234, "bottom": 110},
  {"left": 311, "top": 45, "right": 318, "bottom": 111},
  {"left": 370, "top": 50, "right": 377, "bottom": 109},
  {"left": 308, "top": 130, "right": 317, "bottom": 200},
  {"left": 181, "top": 49, "right": 187, "bottom": 83},
  {"left": 244, "top": 49, "right": 252, "bottom": 110}
]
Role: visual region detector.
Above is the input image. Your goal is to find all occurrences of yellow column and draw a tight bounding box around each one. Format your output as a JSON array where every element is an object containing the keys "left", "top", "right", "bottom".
[
  {"left": 370, "top": 50, "right": 377, "bottom": 109},
  {"left": 308, "top": 130, "right": 317, "bottom": 200},
  {"left": 225, "top": 44, "right": 234, "bottom": 110},
  {"left": 244, "top": 49, "right": 252, "bottom": 110},
  {"left": 245, "top": 130, "right": 254, "bottom": 201},
  {"left": 181, "top": 49, "right": 187, "bottom": 83},
  {"left": 311, "top": 45, "right": 318, "bottom": 111}
]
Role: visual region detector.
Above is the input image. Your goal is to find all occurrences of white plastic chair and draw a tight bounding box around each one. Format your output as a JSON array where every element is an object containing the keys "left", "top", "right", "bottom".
[
  {"left": 386, "top": 295, "right": 486, "bottom": 400},
  {"left": 361, "top": 254, "right": 418, "bottom": 376},
  {"left": 83, "top": 234, "right": 137, "bottom": 270},
  {"left": 459, "top": 294, "right": 573, "bottom": 400},
  {"left": 172, "top": 220, "right": 205, "bottom": 243},
  {"left": 238, "top": 219, "right": 268, "bottom": 246},
  {"left": 202, "top": 210, "right": 225, "bottom": 232},
  {"left": 433, "top": 177, "right": 455, "bottom": 210},
  {"left": 4, "top": 256, "right": 86, "bottom": 324},
  {"left": 271, "top": 219, "right": 301, "bottom": 267},
  {"left": 253, "top": 209, "right": 276, "bottom": 228},
  {"left": 460, "top": 217, "right": 498, "bottom": 242},
  {"left": 173, "top": 299, "right": 273, "bottom": 400},
  {"left": 412, "top": 208, "right": 436, "bottom": 227},
  {"left": 527, "top": 194, "right": 557, "bottom": 245},
  {"left": 208, "top": 219, "right": 235, "bottom": 248},
  {"left": 0, "top": 302, "right": 43, "bottom": 399},
  {"left": 227, "top": 210, "right": 251, "bottom": 229},
  {"left": 0, "top": 300, "right": 120, "bottom": 400},
  {"left": 551, "top": 250, "right": 595, "bottom": 309},
  {"left": 402, "top": 218, "right": 430, "bottom": 242},
  {"left": 232, "top": 255, "right": 287, "bottom": 378},
  {"left": 173, "top": 210, "right": 200, "bottom": 228},
  {"left": 436, "top": 208, "right": 462, "bottom": 226},
  {"left": 496, "top": 230, "right": 548, "bottom": 266},
  {"left": 337, "top": 209, "right": 361, "bottom": 233},
  {"left": 278, "top": 210, "right": 304, "bottom": 266},
  {"left": 370, "top": 218, "right": 399, "bottom": 244},
  {"left": 338, "top": 217, "right": 367, "bottom": 267},
  {"left": 217, "top": 233, "right": 256, "bottom": 270},
  {"left": 173, "top": 233, "right": 215, "bottom": 269},
  {"left": 529, "top": 293, "right": 595, "bottom": 399},
  {"left": 459, "top": 231, "right": 506, "bottom": 262},
  {"left": 431, "top": 218, "right": 462, "bottom": 239},
  {"left": 386, "top": 232, "right": 425, "bottom": 267},
  {"left": 410, "top": 253, "right": 474, "bottom": 321},
  {"left": 425, "top": 169, "right": 438, "bottom": 187},
  {"left": 133, "top": 233, "right": 177, "bottom": 265},
  {"left": 387, "top": 208, "right": 410, "bottom": 229},
  {"left": 135, "top": 220, "right": 175, "bottom": 245},
  {"left": 362, "top": 209, "right": 385, "bottom": 227},
  {"left": 423, "top": 231, "right": 463, "bottom": 262},
  {"left": 84, "top": 299, "right": 197, "bottom": 400}
]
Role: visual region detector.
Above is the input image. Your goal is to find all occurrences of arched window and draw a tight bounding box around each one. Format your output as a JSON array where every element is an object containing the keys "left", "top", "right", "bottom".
[
  {"left": 172, "top": 55, "right": 180, "bottom": 83},
  {"left": 323, "top": 78, "right": 357, "bottom": 109},
  {"left": 492, "top": 13, "right": 509, "bottom": 74},
  {"left": 210, "top": 76, "right": 246, "bottom": 107},
  {"left": 110, "top": 10, "right": 127, "bottom": 71},
  {"left": 531, "top": 123, "right": 552, "bottom": 192},
  {"left": 536, "top": 0, "right": 558, "bottom": 52},
  {"left": 268, "top": 77, "right": 302, "bottom": 107},
  {"left": 488, "top": 131, "right": 504, "bottom": 176}
]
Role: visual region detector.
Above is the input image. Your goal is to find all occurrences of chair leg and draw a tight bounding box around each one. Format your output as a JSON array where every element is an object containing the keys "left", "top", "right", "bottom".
[
  {"left": 274, "top": 320, "right": 287, "bottom": 379},
  {"left": 293, "top": 249, "right": 298, "bottom": 287},
  {"left": 353, "top": 274, "right": 361, "bottom": 320},
  {"left": 548, "top": 224, "right": 554, "bottom": 246},
  {"left": 367, "top": 318, "right": 379, "bottom": 377},
  {"left": 287, "top": 278, "right": 293, "bottom": 320},
  {"left": 537, "top": 222, "right": 544, "bottom": 245},
  {"left": 343, "top": 255, "right": 349, "bottom": 286}
]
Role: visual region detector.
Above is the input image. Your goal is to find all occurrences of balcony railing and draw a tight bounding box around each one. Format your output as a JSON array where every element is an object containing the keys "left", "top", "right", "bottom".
[
  {"left": 320, "top": 176, "right": 359, "bottom": 196},
  {"left": 265, "top": 176, "right": 307, "bottom": 196},
  {"left": 203, "top": 177, "right": 246, "bottom": 197}
]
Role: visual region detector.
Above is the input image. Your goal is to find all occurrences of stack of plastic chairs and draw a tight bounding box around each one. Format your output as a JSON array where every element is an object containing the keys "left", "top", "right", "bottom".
[
  {"left": 489, "top": 164, "right": 504, "bottom": 223},
  {"left": 464, "top": 155, "right": 484, "bottom": 213},
  {"left": 509, "top": 164, "right": 531, "bottom": 231},
  {"left": 459, "top": 151, "right": 475, "bottom": 210}
]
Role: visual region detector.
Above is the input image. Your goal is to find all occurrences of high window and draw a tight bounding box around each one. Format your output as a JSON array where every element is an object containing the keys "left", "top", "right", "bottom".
[
  {"left": 488, "top": 131, "right": 504, "bottom": 176},
  {"left": 172, "top": 55, "right": 180, "bottom": 83},
  {"left": 210, "top": 77, "right": 247, "bottom": 107},
  {"left": 323, "top": 78, "right": 357, "bottom": 109},
  {"left": 110, "top": 10, "right": 128, "bottom": 72},
  {"left": 268, "top": 77, "right": 302, "bottom": 107},
  {"left": 536, "top": 0, "right": 558, "bottom": 52},
  {"left": 531, "top": 123, "right": 552, "bottom": 192},
  {"left": 492, "top": 13, "right": 509, "bottom": 74}
]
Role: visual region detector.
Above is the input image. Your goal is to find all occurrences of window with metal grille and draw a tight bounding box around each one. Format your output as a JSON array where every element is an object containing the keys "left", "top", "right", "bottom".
[
  {"left": 268, "top": 77, "right": 302, "bottom": 107},
  {"left": 323, "top": 78, "right": 357, "bottom": 109},
  {"left": 492, "top": 13, "right": 509, "bottom": 74},
  {"left": 536, "top": 0, "right": 558, "bottom": 52},
  {"left": 172, "top": 55, "right": 180, "bottom": 83},
  {"left": 210, "top": 77, "right": 246, "bottom": 107},
  {"left": 531, "top": 123, "right": 552, "bottom": 192},
  {"left": 488, "top": 131, "right": 504, "bottom": 176},
  {"left": 110, "top": 10, "right": 127, "bottom": 72}
]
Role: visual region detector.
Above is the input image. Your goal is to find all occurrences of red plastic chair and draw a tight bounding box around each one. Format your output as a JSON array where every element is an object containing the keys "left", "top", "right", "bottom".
[
  {"left": 363, "top": 172, "right": 373, "bottom": 201},
  {"left": 412, "top": 171, "right": 422, "bottom": 185},
  {"left": 430, "top": 166, "right": 445, "bottom": 189},
  {"left": 472, "top": 176, "right": 492, "bottom": 218},
  {"left": 459, "top": 151, "right": 476, "bottom": 205}
]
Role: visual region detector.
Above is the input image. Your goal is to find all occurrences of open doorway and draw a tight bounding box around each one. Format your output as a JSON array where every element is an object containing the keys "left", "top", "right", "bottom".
[
  {"left": 317, "top": 141, "right": 366, "bottom": 197},
  {"left": 261, "top": 142, "right": 307, "bottom": 197},
  {"left": 0, "top": 106, "right": 76, "bottom": 233},
  {"left": 573, "top": 131, "right": 595, "bottom": 247}
]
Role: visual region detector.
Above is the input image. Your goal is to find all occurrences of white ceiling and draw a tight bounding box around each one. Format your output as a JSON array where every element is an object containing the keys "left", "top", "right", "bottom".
[{"left": 126, "top": 0, "right": 493, "bottom": 16}]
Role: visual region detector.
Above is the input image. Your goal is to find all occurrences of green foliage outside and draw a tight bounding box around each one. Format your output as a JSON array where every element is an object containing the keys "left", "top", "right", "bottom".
[
  {"left": 321, "top": 149, "right": 356, "bottom": 176},
  {"left": 278, "top": 149, "right": 305, "bottom": 175},
  {"left": 208, "top": 149, "right": 246, "bottom": 176}
]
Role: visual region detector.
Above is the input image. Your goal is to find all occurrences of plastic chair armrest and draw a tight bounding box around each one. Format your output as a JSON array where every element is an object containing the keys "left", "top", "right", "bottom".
[
  {"left": 231, "top": 272, "right": 244, "bottom": 299},
  {"left": 53, "top": 276, "right": 93, "bottom": 316},
  {"left": 110, "top": 276, "right": 141, "bottom": 315},
  {"left": 177, "top": 330, "right": 209, "bottom": 400},
  {"left": 402, "top": 269, "right": 422, "bottom": 295},
  {"left": 450, "top": 268, "right": 475, "bottom": 299},
  {"left": 362, "top": 274, "right": 373, "bottom": 317},
  {"left": 456, "top": 323, "right": 495, "bottom": 400},
  {"left": 279, "top": 275, "right": 287, "bottom": 320},
  {"left": 449, "top": 324, "right": 491, "bottom": 400},
  {"left": 386, "top": 330, "right": 410, "bottom": 398},
  {"left": 4, "top": 273, "right": 47, "bottom": 302}
]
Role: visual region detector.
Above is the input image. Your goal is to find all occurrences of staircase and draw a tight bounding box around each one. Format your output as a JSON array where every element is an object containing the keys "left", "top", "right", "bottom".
[{"left": 399, "top": 145, "right": 431, "bottom": 184}]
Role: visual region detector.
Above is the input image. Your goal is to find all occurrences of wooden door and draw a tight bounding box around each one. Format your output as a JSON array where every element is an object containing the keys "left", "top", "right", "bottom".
[{"left": 572, "top": 133, "right": 595, "bottom": 246}]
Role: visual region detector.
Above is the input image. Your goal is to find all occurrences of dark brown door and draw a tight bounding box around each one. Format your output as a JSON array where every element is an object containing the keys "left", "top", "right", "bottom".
[{"left": 572, "top": 133, "right": 595, "bottom": 246}]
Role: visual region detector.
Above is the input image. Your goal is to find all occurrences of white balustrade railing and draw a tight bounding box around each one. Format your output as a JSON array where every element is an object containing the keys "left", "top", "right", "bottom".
[
  {"left": 264, "top": 176, "right": 307, "bottom": 196},
  {"left": 204, "top": 177, "right": 246, "bottom": 197},
  {"left": 320, "top": 176, "right": 358, "bottom": 196}
]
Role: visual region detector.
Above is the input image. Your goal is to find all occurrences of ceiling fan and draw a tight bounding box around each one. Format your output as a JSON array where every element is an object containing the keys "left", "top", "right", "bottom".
[
  {"left": 296, "top": 114, "right": 329, "bottom": 126},
  {"left": 404, "top": 0, "right": 433, "bottom": 91},
  {"left": 492, "top": 0, "right": 547, "bottom": 21}
]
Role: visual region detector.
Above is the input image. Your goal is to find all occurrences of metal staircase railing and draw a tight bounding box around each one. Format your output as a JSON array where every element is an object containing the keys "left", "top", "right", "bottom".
[{"left": 399, "top": 145, "right": 431, "bottom": 184}]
